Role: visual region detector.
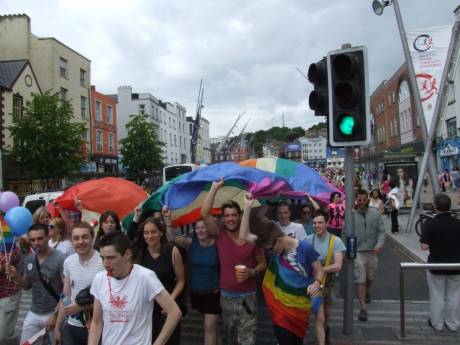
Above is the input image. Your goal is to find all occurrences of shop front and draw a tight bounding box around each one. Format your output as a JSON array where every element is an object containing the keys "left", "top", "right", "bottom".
[{"left": 438, "top": 138, "right": 460, "bottom": 172}]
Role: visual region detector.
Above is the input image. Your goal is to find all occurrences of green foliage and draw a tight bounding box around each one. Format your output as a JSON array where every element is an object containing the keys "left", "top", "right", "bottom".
[
  {"left": 248, "top": 126, "right": 305, "bottom": 157},
  {"left": 307, "top": 122, "right": 326, "bottom": 131},
  {"left": 119, "top": 113, "right": 164, "bottom": 178},
  {"left": 7, "top": 91, "right": 85, "bottom": 180}
]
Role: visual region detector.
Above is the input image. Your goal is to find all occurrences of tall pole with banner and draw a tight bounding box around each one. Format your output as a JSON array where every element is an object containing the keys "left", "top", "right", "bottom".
[{"left": 406, "top": 17, "right": 460, "bottom": 232}]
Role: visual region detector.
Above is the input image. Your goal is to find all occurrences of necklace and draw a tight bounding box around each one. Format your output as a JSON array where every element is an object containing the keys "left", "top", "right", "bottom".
[{"left": 107, "top": 266, "right": 133, "bottom": 299}]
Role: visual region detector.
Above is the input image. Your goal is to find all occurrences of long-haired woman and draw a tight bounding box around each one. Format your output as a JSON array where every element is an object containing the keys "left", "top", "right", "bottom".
[
  {"left": 131, "top": 217, "right": 185, "bottom": 345},
  {"left": 48, "top": 217, "right": 74, "bottom": 257},
  {"left": 93, "top": 210, "right": 121, "bottom": 250}
]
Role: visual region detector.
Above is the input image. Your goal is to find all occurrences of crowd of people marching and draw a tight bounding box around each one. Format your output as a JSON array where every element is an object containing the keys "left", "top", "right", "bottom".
[{"left": 5, "top": 164, "right": 460, "bottom": 344}]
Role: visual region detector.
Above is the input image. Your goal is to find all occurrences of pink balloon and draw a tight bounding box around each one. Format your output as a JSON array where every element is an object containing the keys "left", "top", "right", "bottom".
[{"left": 0, "top": 191, "right": 20, "bottom": 212}]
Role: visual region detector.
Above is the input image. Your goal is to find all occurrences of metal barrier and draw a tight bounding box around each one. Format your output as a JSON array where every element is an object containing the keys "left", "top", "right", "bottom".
[{"left": 399, "top": 262, "right": 460, "bottom": 338}]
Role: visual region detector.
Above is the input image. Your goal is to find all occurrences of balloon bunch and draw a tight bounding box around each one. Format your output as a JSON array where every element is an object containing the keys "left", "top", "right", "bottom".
[{"left": 0, "top": 191, "right": 32, "bottom": 264}]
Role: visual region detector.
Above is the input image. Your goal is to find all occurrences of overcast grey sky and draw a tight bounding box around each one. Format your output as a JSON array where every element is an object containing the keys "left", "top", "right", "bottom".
[{"left": 2, "top": 0, "right": 458, "bottom": 137}]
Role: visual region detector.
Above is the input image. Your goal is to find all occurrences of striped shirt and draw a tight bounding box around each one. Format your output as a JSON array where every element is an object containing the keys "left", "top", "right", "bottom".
[{"left": 63, "top": 251, "right": 104, "bottom": 327}]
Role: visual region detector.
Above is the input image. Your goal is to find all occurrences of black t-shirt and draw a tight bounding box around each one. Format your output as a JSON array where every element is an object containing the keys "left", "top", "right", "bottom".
[{"left": 420, "top": 213, "right": 460, "bottom": 275}]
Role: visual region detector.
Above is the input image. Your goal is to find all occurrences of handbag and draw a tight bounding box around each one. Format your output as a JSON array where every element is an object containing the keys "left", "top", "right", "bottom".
[{"left": 75, "top": 286, "right": 93, "bottom": 306}]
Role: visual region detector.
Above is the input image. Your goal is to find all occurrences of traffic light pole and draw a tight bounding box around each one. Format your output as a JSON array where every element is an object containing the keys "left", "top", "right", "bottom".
[
  {"left": 343, "top": 146, "right": 355, "bottom": 335},
  {"left": 391, "top": 0, "right": 440, "bottom": 205}
]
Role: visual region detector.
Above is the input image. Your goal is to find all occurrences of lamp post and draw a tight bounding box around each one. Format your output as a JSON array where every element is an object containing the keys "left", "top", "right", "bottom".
[{"left": 371, "top": 0, "right": 441, "bottom": 232}]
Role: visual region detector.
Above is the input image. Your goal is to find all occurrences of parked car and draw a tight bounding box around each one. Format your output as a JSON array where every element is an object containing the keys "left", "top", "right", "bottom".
[{"left": 22, "top": 191, "right": 64, "bottom": 215}]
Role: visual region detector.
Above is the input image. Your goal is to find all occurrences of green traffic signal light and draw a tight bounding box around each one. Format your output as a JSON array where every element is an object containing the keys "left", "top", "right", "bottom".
[{"left": 338, "top": 114, "right": 355, "bottom": 136}]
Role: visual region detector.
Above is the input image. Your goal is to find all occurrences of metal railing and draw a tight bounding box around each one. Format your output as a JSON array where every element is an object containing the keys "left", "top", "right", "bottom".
[{"left": 399, "top": 262, "right": 460, "bottom": 338}]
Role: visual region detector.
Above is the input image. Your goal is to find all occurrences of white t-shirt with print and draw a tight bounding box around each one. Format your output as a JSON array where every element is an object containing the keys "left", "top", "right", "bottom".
[
  {"left": 90, "top": 264, "right": 164, "bottom": 345},
  {"left": 275, "top": 221, "right": 307, "bottom": 240}
]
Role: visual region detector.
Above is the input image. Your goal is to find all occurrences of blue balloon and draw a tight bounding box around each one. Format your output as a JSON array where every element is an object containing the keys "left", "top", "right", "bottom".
[{"left": 5, "top": 206, "right": 33, "bottom": 237}]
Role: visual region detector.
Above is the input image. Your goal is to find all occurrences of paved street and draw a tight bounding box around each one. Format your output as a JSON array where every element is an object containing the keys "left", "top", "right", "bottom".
[{"left": 13, "top": 191, "right": 460, "bottom": 344}]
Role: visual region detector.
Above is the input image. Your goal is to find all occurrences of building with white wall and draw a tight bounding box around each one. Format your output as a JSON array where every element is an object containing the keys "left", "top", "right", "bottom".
[
  {"left": 299, "top": 136, "right": 327, "bottom": 162},
  {"left": 113, "top": 86, "right": 190, "bottom": 166}
]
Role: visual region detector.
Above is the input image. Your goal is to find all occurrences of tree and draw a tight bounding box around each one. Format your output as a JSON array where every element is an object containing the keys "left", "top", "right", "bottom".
[
  {"left": 119, "top": 113, "right": 164, "bottom": 181},
  {"left": 7, "top": 91, "right": 85, "bottom": 185}
]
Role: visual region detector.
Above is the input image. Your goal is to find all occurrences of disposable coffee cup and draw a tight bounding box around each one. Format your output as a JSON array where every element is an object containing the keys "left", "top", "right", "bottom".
[{"left": 235, "top": 265, "right": 247, "bottom": 282}]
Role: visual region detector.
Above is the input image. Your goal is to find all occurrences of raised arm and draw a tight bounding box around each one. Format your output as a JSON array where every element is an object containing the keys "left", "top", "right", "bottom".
[
  {"left": 201, "top": 178, "right": 224, "bottom": 237},
  {"left": 308, "top": 195, "right": 321, "bottom": 210},
  {"left": 239, "top": 193, "right": 258, "bottom": 245},
  {"left": 163, "top": 206, "right": 191, "bottom": 249}
]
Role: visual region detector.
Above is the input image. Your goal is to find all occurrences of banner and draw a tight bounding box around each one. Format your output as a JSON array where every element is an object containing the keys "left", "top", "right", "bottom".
[{"left": 406, "top": 25, "right": 451, "bottom": 129}]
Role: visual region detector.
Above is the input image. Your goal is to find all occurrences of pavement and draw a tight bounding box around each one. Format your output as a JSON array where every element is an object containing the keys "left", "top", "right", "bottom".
[{"left": 12, "top": 189, "right": 460, "bottom": 344}]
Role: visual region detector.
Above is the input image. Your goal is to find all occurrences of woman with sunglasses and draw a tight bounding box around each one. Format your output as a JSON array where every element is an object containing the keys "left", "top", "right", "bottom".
[
  {"left": 48, "top": 217, "right": 74, "bottom": 257},
  {"left": 296, "top": 196, "right": 320, "bottom": 236}
]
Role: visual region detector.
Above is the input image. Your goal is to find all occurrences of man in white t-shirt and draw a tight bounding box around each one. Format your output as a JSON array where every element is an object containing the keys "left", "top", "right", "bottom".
[
  {"left": 275, "top": 201, "right": 307, "bottom": 240},
  {"left": 87, "top": 232, "right": 181, "bottom": 345},
  {"left": 55, "top": 222, "right": 104, "bottom": 345}
]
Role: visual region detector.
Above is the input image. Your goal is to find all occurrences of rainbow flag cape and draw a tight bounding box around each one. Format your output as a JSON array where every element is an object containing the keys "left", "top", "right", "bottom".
[{"left": 262, "top": 255, "right": 312, "bottom": 338}]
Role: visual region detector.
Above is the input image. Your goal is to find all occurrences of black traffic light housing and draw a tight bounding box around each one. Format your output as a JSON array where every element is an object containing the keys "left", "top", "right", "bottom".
[
  {"left": 327, "top": 46, "right": 370, "bottom": 147},
  {"left": 308, "top": 57, "right": 328, "bottom": 117}
]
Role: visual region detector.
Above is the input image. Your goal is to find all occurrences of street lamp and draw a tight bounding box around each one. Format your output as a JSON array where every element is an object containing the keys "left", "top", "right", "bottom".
[{"left": 372, "top": 0, "right": 393, "bottom": 16}]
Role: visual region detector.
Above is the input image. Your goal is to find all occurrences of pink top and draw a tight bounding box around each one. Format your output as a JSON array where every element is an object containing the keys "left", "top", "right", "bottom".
[
  {"left": 216, "top": 229, "right": 261, "bottom": 293},
  {"left": 382, "top": 180, "right": 389, "bottom": 194},
  {"left": 327, "top": 202, "right": 345, "bottom": 229}
]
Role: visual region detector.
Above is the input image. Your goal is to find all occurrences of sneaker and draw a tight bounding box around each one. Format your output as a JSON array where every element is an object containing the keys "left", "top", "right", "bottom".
[
  {"left": 365, "top": 291, "right": 371, "bottom": 304},
  {"left": 444, "top": 322, "right": 457, "bottom": 332},
  {"left": 428, "top": 319, "right": 442, "bottom": 331},
  {"left": 358, "top": 309, "right": 367, "bottom": 322}
]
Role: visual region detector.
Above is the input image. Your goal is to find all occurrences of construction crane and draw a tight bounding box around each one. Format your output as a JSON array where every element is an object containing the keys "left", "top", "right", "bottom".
[
  {"left": 228, "top": 120, "right": 250, "bottom": 152},
  {"left": 190, "top": 79, "right": 204, "bottom": 164},
  {"left": 216, "top": 111, "right": 245, "bottom": 154}
]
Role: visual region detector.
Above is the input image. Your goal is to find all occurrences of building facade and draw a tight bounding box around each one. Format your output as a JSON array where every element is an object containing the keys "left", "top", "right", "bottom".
[
  {"left": 90, "top": 86, "right": 118, "bottom": 173},
  {"left": 362, "top": 63, "right": 424, "bottom": 184},
  {"left": 0, "top": 59, "right": 42, "bottom": 190},
  {"left": 299, "top": 136, "right": 327, "bottom": 167},
  {"left": 0, "top": 14, "right": 92, "bottom": 153},
  {"left": 113, "top": 86, "right": 190, "bottom": 166}
]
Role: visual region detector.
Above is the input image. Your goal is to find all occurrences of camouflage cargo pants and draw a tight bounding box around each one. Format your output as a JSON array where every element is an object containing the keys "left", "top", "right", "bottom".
[{"left": 220, "top": 293, "right": 257, "bottom": 345}]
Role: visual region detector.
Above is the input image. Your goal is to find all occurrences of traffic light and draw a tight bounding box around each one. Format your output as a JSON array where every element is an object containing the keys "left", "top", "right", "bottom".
[
  {"left": 308, "top": 57, "right": 328, "bottom": 116},
  {"left": 327, "top": 46, "right": 370, "bottom": 147}
]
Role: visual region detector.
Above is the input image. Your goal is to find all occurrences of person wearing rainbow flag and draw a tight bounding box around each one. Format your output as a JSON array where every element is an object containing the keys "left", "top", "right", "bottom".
[{"left": 239, "top": 194, "right": 324, "bottom": 345}]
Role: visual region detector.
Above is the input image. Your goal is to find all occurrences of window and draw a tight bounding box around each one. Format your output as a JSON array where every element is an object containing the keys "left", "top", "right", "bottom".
[
  {"left": 60, "top": 88, "right": 68, "bottom": 102},
  {"left": 80, "top": 69, "right": 86, "bottom": 87},
  {"left": 12, "top": 94, "right": 23, "bottom": 119},
  {"left": 108, "top": 133, "right": 114, "bottom": 152},
  {"left": 82, "top": 128, "right": 88, "bottom": 141},
  {"left": 170, "top": 133, "right": 172, "bottom": 145},
  {"left": 107, "top": 105, "right": 113, "bottom": 124},
  {"left": 80, "top": 96, "right": 87, "bottom": 118},
  {"left": 96, "top": 131, "right": 103, "bottom": 151},
  {"left": 139, "top": 104, "right": 145, "bottom": 115},
  {"left": 96, "top": 101, "right": 102, "bottom": 121},
  {"left": 173, "top": 119, "right": 176, "bottom": 129},
  {"left": 446, "top": 117, "right": 457, "bottom": 137},
  {"left": 169, "top": 117, "right": 171, "bottom": 128},
  {"left": 174, "top": 135, "right": 177, "bottom": 147},
  {"left": 59, "top": 58, "right": 68, "bottom": 79}
]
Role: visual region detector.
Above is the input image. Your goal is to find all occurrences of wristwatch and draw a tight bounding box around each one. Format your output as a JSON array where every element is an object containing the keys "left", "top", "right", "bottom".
[{"left": 314, "top": 279, "right": 324, "bottom": 290}]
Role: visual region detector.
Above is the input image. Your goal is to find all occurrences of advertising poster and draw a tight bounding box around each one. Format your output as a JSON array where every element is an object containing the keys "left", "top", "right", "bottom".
[
  {"left": 384, "top": 162, "right": 418, "bottom": 208},
  {"left": 406, "top": 25, "right": 451, "bottom": 130}
]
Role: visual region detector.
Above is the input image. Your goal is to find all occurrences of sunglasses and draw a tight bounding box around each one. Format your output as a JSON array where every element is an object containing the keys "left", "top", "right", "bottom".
[
  {"left": 302, "top": 211, "right": 311, "bottom": 214},
  {"left": 48, "top": 224, "right": 55, "bottom": 229}
]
